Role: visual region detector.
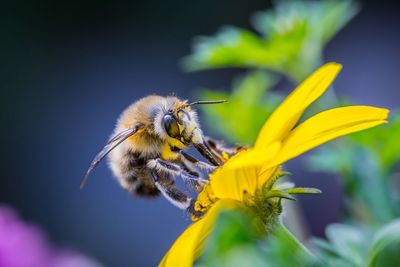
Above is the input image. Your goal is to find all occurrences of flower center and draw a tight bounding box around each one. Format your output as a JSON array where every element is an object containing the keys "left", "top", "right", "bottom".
[{"left": 191, "top": 165, "right": 287, "bottom": 222}]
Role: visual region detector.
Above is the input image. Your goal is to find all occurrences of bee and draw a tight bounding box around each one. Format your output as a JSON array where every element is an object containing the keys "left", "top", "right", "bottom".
[{"left": 81, "top": 95, "right": 238, "bottom": 215}]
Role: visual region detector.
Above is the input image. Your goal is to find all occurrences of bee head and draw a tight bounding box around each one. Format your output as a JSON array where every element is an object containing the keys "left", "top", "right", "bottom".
[
  {"left": 160, "top": 99, "right": 227, "bottom": 145},
  {"left": 162, "top": 105, "right": 199, "bottom": 145},
  {"left": 155, "top": 97, "right": 226, "bottom": 166}
]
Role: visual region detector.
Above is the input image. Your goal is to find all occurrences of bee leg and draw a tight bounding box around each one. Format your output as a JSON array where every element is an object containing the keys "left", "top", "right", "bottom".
[
  {"left": 180, "top": 151, "right": 216, "bottom": 172},
  {"left": 204, "top": 136, "right": 244, "bottom": 160},
  {"left": 147, "top": 158, "right": 208, "bottom": 188},
  {"left": 150, "top": 170, "right": 202, "bottom": 218},
  {"left": 177, "top": 160, "right": 208, "bottom": 191},
  {"left": 194, "top": 142, "right": 223, "bottom": 166}
]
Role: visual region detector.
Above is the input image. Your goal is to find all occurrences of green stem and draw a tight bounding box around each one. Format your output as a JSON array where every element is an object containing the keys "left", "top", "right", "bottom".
[{"left": 273, "top": 221, "right": 319, "bottom": 262}]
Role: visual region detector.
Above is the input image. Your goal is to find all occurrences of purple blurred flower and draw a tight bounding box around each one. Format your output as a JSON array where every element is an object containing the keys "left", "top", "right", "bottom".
[{"left": 0, "top": 205, "right": 102, "bottom": 267}]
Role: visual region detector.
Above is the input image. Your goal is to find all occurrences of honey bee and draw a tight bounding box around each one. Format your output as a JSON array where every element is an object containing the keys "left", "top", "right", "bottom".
[{"left": 81, "top": 95, "right": 238, "bottom": 215}]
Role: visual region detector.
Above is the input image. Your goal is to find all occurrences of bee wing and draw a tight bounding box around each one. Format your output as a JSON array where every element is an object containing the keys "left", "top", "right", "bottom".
[
  {"left": 106, "top": 127, "right": 136, "bottom": 144},
  {"left": 80, "top": 126, "right": 141, "bottom": 189}
]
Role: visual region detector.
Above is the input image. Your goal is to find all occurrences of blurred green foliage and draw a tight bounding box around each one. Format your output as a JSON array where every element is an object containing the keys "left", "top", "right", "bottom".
[
  {"left": 197, "top": 213, "right": 400, "bottom": 267},
  {"left": 367, "top": 219, "right": 400, "bottom": 267},
  {"left": 184, "top": 0, "right": 400, "bottom": 266},
  {"left": 313, "top": 219, "right": 400, "bottom": 267},
  {"left": 312, "top": 223, "right": 371, "bottom": 267},
  {"left": 190, "top": 0, "right": 360, "bottom": 147},
  {"left": 199, "top": 71, "right": 282, "bottom": 145},
  {"left": 183, "top": 0, "right": 359, "bottom": 82},
  {"left": 307, "top": 113, "right": 400, "bottom": 224},
  {"left": 352, "top": 113, "right": 400, "bottom": 171},
  {"left": 197, "top": 210, "right": 320, "bottom": 267}
]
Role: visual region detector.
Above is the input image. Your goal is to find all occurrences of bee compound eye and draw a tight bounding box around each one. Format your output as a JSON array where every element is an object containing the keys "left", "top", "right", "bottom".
[{"left": 163, "top": 114, "right": 180, "bottom": 138}]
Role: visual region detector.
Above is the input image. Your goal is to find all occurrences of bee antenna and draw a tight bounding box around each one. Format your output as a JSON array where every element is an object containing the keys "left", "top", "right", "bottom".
[{"left": 188, "top": 100, "right": 227, "bottom": 106}]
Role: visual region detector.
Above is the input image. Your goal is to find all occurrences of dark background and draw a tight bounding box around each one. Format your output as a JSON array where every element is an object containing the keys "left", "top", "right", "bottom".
[{"left": 1, "top": 1, "right": 399, "bottom": 266}]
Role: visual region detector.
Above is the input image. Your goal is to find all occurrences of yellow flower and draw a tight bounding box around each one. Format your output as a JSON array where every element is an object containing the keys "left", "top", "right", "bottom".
[{"left": 159, "top": 63, "right": 389, "bottom": 267}]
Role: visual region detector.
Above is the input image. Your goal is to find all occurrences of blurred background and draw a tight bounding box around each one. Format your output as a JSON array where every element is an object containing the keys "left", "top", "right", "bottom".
[{"left": 1, "top": 0, "right": 400, "bottom": 266}]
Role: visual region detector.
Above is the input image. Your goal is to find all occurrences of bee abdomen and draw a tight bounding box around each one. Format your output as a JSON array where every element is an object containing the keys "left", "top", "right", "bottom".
[
  {"left": 111, "top": 150, "right": 164, "bottom": 197},
  {"left": 133, "top": 174, "right": 160, "bottom": 197}
]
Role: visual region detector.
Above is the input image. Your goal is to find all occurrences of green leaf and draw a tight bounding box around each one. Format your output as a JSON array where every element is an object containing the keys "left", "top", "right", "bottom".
[
  {"left": 325, "top": 224, "right": 369, "bottom": 266},
  {"left": 184, "top": 1, "right": 359, "bottom": 82},
  {"left": 368, "top": 219, "right": 400, "bottom": 267},
  {"left": 285, "top": 187, "right": 322, "bottom": 195},
  {"left": 265, "top": 190, "right": 296, "bottom": 201},
  {"left": 313, "top": 223, "right": 371, "bottom": 267},
  {"left": 273, "top": 181, "right": 295, "bottom": 191},
  {"left": 183, "top": 26, "right": 294, "bottom": 73}
]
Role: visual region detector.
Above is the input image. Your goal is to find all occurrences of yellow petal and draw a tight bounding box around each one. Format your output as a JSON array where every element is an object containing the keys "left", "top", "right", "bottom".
[
  {"left": 255, "top": 63, "right": 342, "bottom": 149},
  {"left": 159, "top": 219, "right": 203, "bottom": 267},
  {"left": 210, "top": 162, "right": 259, "bottom": 202},
  {"left": 159, "top": 199, "right": 240, "bottom": 267},
  {"left": 224, "top": 142, "right": 281, "bottom": 170},
  {"left": 268, "top": 106, "right": 389, "bottom": 168},
  {"left": 210, "top": 143, "right": 280, "bottom": 201}
]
